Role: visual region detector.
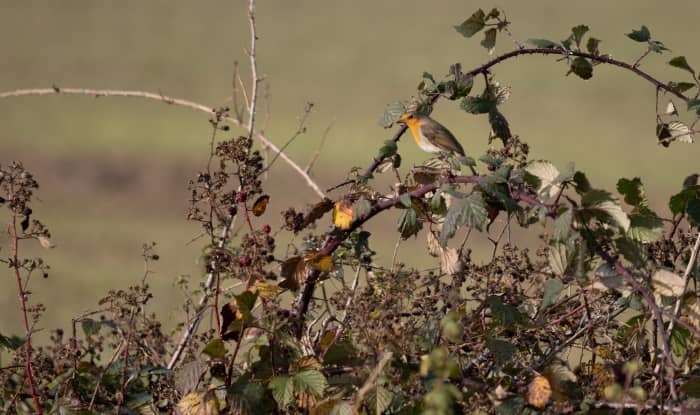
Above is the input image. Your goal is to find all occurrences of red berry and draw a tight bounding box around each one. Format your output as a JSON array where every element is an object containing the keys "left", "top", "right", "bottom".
[
  {"left": 262, "top": 224, "right": 271, "bottom": 233},
  {"left": 239, "top": 255, "right": 251, "bottom": 267}
]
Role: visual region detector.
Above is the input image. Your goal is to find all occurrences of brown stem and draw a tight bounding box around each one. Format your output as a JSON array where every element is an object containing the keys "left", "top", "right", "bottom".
[{"left": 11, "top": 215, "right": 43, "bottom": 414}]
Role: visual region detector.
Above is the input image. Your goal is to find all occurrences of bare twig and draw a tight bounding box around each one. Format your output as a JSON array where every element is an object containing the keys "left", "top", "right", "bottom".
[
  {"left": 246, "top": 0, "right": 259, "bottom": 140},
  {"left": 10, "top": 214, "right": 43, "bottom": 414},
  {"left": 654, "top": 231, "right": 700, "bottom": 376},
  {"left": 305, "top": 118, "right": 335, "bottom": 174},
  {"left": 353, "top": 352, "right": 393, "bottom": 413},
  {"left": 167, "top": 214, "right": 234, "bottom": 370},
  {"left": 0, "top": 87, "right": 326, "bottom": 199}
]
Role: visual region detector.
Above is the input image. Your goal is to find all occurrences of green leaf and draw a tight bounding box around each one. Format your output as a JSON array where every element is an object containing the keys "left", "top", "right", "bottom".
[
  {"left": 668, "top": 81, "right": 696, "bottom": 94},
  {"left": 669, "top": 56, "right": 695, "bottom": 75},
  {"left": 526, "top": 38, "right": 561, "bottom": 49},
  {"left": 352, "top": 197, "right": 372, "bottom": 221},
  {"left": 486, "top": 338, "right": 517, "bottom": 364},
  {"left": 422, "top": 71, "right": 436, "bottom": 84},
  {"left": 0, "top": 333, "right": 25, "bottom": 351},
  {"left": 586, "top": 37, "right": 601, "bottom": 55},
  {"left": 549, "top": 242, "right": 570, "bottom": 276},
  {"left": 627, "top": 214, "right": 664, "bottom": 242},
  {"left": 582, "top": 189, "right": 630, "bottom": 231},
  {"left": 627, "top": 25, "right": 651, "bottom": 42},
  {"left": 460, "top": 95, "right": 494, "bottom": 114},
  {"left": 615, "top": 237, "right": 647, "bottom": 268},
  {"left": 525, "top": 161, "right": 561, "bottom": 199},
  {"left": 496, "top": 396, "right": 525, "bottom": 415},
  {"left": 617, "top": 177, "right": 648, "bottom": 208},
  {"left": 378, "top": 102, "right": 406, "bottom": 128},
  {"left": 235, "top": 290, "right": 259, "bottom": 324},
  {"left": 570, "top": 57, "right": 593, "bottom": 80},
  {"left": 269, "top": 375, "right": 294, "bottom": 408},
  {"left": 573, "top": 171, "right": 591, "bottom": 194},
  {"left": 688, "top": 198, "right": 700, "bottom": 227},
  {"left": 398, "top": 207, "right": 422, "bottom": 239},
  {"left": 571, "top": 25, "right": 589, "bottom": 47},
  {"left": 670, "top": 325, "right": 691, "bottom": 357},
  {"left": 595, "top": 263, "right": 624, "bottom": 292},
  {"left": 669, "top": 186, "right": 700, "bottom": 215},
  {"left": 486, "top": 295, "right": 524, "bottom": 326},
  {"left": 481, "top": 28, "right": 497, "bottom": 53},
  {"left": 439, "top": 192, "right": 487, "bottom": 244},
  {"left": 542, "top": 278, "right": 565, "bottom": 310},
  {"left": 293, "top": 370, "right": 328, "bottom": 397},
  {"left": 488, "top": 108, "right": 512, "bottom": 142},
  {"left": 454, "top": 9, "right": 486, "bottom": 38},
  {"left": 81, "top": 318, "right": 104, "bottom": 337},
  {"left": 688, "top": 99, "right": 700, "bottom": 115},
  {"left": 367, "top": 386, "right": 394, "bottom": 415},
  {"left": 378, "top": 140, "right": 398, "bottom": 158},
  {"left": 201, "top": 338, "right": 226, "bottom": 359},
  {"left": 648, "top": 40, "right": 669, "bottom": 53},
  {"left": 399, "top": 193, "right": 412, "bottom": 208},
  {"left": 553, "top": 208, "right": 573, "bottom": 242}
]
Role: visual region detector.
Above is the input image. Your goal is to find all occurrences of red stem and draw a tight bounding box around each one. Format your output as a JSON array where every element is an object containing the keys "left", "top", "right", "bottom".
[{"left": 11, "top": 215, "right": 43, "bottom": 414}]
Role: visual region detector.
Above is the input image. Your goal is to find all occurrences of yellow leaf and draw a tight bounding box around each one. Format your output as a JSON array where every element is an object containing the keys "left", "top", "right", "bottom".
[
  {"left": 526, "top": 375, "right": 551, "bottom": 409},
  {"left": 305, "top": 251, "right": 334, "bottom": 272},
  {"left": 176, "top": 391, "right": 219, "bottom": 415},
  {"left": 253, "top": 281, "right": 279, "bottom": 300},
  {"left": 332, "top": 200, "right": 353, "bottom": 230},
  {"left": 251, "top": 194, "right": 270, "bottom": 217},
  {"left": 319, "top": 331, "right": 336, "bottom": 353}
]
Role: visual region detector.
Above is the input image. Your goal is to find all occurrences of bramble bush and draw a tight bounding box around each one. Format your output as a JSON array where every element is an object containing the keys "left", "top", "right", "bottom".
[{"left": 2, "top": 4, "right": 700, "bottom": 414}]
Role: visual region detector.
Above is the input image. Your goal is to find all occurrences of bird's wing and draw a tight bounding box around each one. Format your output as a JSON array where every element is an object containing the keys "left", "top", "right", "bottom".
[{"left": 420, "top": 121, "right": 465, "bottom": 156}]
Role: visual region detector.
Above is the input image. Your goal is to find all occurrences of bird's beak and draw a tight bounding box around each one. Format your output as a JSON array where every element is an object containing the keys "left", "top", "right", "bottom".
[{"left": 396, "top": 117, "right": 405, "bottom": 124}]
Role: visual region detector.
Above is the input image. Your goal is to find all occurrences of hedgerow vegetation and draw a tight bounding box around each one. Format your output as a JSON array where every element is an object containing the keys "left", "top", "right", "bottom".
[{"left": 2, "top": 4, "right": 700, "bottom": 414}]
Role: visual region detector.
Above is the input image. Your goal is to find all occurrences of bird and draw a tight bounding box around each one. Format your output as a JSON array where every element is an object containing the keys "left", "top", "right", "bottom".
[{"left": 397, "top": 113, "right": 465, "bottom": 157}]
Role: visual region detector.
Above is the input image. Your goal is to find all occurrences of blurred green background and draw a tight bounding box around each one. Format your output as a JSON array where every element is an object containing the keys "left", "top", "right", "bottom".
[{"left": 1, "top": 1, "right": 699, "bottom": 341}]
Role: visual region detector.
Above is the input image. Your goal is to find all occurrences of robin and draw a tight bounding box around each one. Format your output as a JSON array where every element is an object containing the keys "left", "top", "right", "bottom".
[{"left": 397, "top": 113, "right": 465, "bottom": 157}]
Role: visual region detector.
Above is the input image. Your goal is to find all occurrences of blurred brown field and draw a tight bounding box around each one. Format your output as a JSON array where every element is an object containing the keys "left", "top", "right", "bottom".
[{"left": 1, "top": 0, "right": 699, "bottom": 340}]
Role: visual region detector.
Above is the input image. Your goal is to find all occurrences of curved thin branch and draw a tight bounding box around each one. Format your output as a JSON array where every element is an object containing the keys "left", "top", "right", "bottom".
[
  {"left": 0, "top": 87, "right": 326, "bottom": 199},
  {"left": 362, "top": 47, "right": 690, "bottom": 179},
  {"left": 292, "top": 175, "right": 481, "bottom": 327}
]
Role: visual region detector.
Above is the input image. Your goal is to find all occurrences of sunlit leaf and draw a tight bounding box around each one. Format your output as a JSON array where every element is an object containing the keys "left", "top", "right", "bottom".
[
  {"left": 293, "top": 370, "right": 328, "bottom": 397},
  {"left": 332, "top": 199, "right": 353, "bottom": 230},
  {"left": 201, "top": 339, "right": 226, "bottom": 359},
  {"left": 527, "top": 375, "right": 552, "bottom": 409},
  {"left": 652, "top": 268, "right": 684, "bottom": 297},
  {"left": 269, "top": 376, "right": 294, "bottom": 408},
  {"left": 378, "top": 101, "right": 406, "bottom": 128},
  {"left": 176, "top": 391, "right": 219, "bottom": 415},
  {"left": 251, "top": 195, "right": 269, "bottom": 216}
]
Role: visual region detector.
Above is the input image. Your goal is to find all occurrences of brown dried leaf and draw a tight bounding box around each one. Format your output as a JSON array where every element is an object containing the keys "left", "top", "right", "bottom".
[{"left": 279, "top": 256, "right": 307, "bottom": 292}]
